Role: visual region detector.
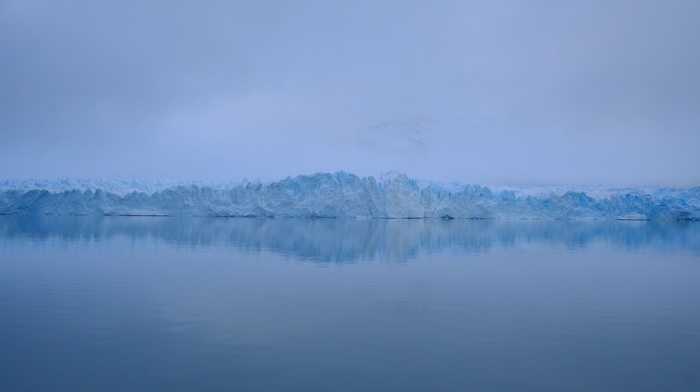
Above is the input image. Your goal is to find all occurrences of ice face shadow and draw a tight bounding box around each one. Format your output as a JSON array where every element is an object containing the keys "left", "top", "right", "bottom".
[{"left": 1, "top": 216, "right": 699, "bottom": 261}]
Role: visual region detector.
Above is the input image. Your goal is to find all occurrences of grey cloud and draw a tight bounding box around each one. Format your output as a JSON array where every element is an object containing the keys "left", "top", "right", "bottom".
[{"left": 1, "top": 0, "right": 698, "bottom": 186}]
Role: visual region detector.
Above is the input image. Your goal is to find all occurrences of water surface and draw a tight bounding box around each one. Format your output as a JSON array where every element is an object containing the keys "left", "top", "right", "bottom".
[{"left": 1, "top": 217, "right": 699, "bottom": 391}]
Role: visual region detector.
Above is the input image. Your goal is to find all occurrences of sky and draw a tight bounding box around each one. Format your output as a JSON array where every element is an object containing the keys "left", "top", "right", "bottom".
[{"left": 1, "top": 0, "right": 699, "bottom": 186}]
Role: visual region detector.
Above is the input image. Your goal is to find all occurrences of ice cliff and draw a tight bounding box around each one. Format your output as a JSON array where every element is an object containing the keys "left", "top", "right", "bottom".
[{"left": 1, "top": 172, "right": 699, "bottom": 220}]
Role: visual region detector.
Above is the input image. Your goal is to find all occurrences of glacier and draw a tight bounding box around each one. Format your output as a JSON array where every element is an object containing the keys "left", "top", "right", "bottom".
[{"left": 1, "top": 172, "right": 699, "bottom": 220}]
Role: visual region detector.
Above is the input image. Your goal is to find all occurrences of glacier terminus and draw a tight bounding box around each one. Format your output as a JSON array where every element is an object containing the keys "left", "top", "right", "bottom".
[{"left": 1, "top": 172, "right": 698, "bottom": 220}]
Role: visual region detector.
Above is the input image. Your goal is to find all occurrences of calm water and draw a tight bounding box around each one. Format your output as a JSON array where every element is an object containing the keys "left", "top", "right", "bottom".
[{"left": 1, "top": 217, "right": 699, "bottom": 391}]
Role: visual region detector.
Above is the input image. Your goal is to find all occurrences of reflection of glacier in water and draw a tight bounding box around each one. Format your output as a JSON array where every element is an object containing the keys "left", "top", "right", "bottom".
[
  {"left": 3, "top": 216, "right": 698, "bottom": 261},
  {"left": 2, "top": 172, "right": 699, "bottom": 220}
]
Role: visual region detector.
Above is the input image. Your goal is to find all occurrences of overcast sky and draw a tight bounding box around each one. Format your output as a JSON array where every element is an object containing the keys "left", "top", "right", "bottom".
[{"left": 1, "top": 0, "right": 698, "bottom": 186}]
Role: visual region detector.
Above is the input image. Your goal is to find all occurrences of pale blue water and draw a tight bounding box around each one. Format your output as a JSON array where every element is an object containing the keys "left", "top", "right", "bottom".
[{"left": 1, "top": 217, "right": 699, "bottom": 391}]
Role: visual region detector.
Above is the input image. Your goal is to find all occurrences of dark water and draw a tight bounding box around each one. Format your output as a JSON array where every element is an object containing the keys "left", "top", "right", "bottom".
[{"left": 1, "top": 217, "right": 699, "bottom": 391}]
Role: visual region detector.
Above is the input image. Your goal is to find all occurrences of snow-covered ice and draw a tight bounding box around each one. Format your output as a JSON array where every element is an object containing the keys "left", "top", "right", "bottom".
[{"left": 1, "top": 172, "right": 698, "bottom": 220}]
